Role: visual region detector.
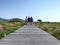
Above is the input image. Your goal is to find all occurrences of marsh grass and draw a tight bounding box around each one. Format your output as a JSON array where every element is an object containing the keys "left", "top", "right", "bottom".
[
  {"left": 35, "top": 22, "right": 60, "bottom": 40},
  {"left": 0, "top": 21, "right": 24, "bottom": 39}
]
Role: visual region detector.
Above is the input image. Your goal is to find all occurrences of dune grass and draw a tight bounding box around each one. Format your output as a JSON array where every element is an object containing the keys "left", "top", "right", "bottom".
[
  {"left": 35, "top": 22, "right": 60, "bottom": 40},
  {"left": 0, "top": 21, "right": 24, "bottom": 39}
]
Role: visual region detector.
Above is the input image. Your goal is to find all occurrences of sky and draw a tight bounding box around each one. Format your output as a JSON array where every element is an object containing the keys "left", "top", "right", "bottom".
[{"left": 0, "top": 0, "right": 60, "bottom": 22}]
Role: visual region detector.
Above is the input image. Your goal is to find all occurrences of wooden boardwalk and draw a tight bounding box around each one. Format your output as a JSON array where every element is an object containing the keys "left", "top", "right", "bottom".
[{"left": 0, "top": 24, "right": 60, "bottom": 45}]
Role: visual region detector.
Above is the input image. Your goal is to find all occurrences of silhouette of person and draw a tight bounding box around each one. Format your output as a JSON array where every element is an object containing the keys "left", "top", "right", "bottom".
[
  {"left": 30, "top": 17, "right": 33, "bottom": 25},
  {"left": 28, "top": 17, "right": 31, "bottom": 22},
  {"left": 25, "top": 16, "right": 33, "bottom": 25}
]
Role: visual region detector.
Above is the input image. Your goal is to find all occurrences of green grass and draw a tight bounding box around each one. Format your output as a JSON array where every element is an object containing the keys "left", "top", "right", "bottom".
[
  {"left": 0, "top": 21, "right": 24, "bottom": 39},
  {"left": 34, "top": 22, "right": 60, "bottom": 40}
]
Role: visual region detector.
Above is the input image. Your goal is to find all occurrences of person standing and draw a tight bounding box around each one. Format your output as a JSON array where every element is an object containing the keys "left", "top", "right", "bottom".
[
  {"left": 25, "top": 16, "right": 28, "bottom": 25},
  {"left": 27, "top": 17, "right": 30, "bottom": 25},
  {"left": 30, "top": 17, "right": 33, "bottom": 25}
]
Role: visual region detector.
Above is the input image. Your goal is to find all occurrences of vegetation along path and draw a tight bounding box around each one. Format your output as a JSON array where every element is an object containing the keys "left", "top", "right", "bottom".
[{"left": 0, "top": 24, "right": 60, "bottom": 45}]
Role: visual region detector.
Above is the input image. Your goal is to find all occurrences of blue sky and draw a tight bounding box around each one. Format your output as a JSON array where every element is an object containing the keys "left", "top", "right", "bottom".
[{"left": 0, "top": 0, "right": 60, "bottom": 22}]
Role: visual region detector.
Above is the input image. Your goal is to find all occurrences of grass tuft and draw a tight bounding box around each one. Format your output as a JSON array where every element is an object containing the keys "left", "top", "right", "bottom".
[{"left": 35, "top": 22, "right": 60, "bottom": 40}]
